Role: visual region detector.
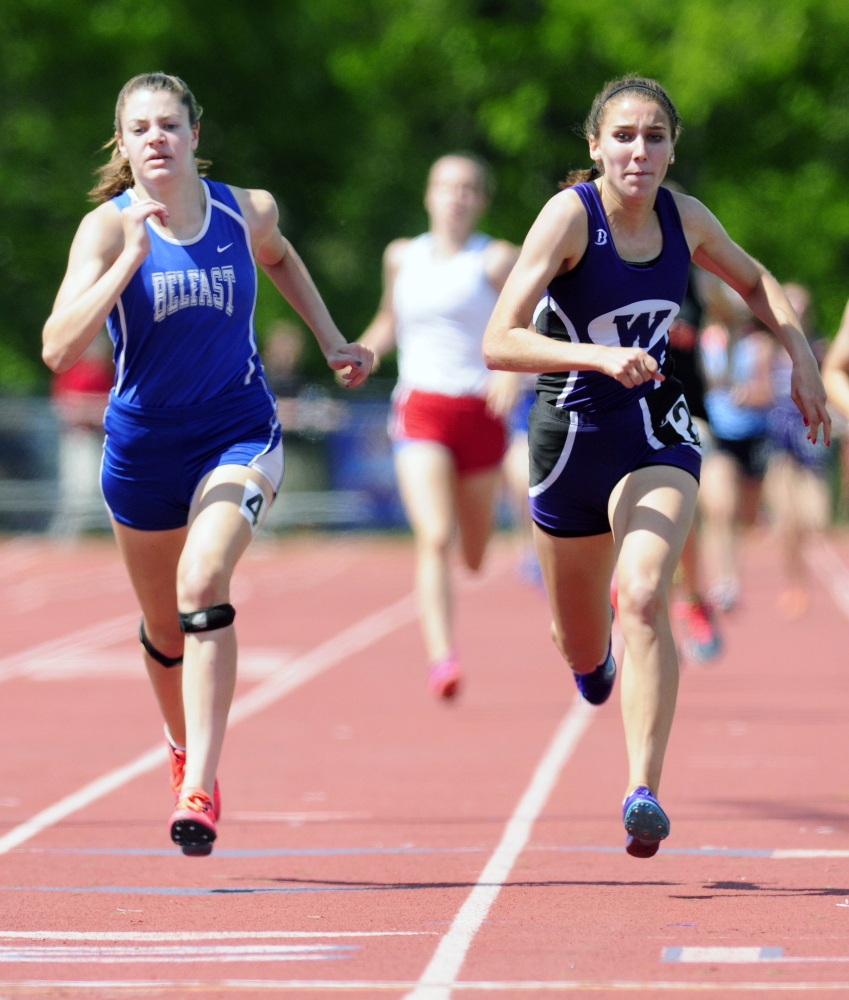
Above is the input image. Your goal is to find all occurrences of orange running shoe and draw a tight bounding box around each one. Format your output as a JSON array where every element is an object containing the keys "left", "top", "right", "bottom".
[
  {"left": 167, "top": 740, "right": 221, "bottom": 821},
  {"left": 170, "top": 787, "right": 216, "bottom": 856}
]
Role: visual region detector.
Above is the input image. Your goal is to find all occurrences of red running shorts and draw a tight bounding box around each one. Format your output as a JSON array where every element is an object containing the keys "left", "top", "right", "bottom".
[{"left": 390, "top": 388, "right": 507, "bottom": 475}]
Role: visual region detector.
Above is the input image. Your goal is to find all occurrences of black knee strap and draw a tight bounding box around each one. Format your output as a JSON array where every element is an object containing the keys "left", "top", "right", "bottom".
[
  {"left": 139, "top": 619, "right": 183, "bottom": 668},
  {"left": 179, "top": 603, "right": 236, "bottom": 633}
]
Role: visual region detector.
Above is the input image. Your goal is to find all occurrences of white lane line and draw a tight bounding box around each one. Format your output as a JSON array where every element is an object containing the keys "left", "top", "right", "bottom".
[
  {"left": 227, "top": 593, "right": 415, "bottom": 725},
  {"left": 0, "top": 613, "right": 138, "bottom": 683},
  {"left": 0, "top": 593, "right": 417, "bottom": 856},
  {"left": 0, "top": 943, "right": 356, "bottom": 963},
  {"left": 774, "top": 849, "right": 849, "bottom": 859},
  {"left": 808, "top": 537, "right": 849, "bottom": 619},
  {"left": 229, "top": 811, "right": 371, "bottom": 822},
  {"left": 665, "top": 946, "right": 849, "bottom": 964},
  {"left": 404, "top": 696, "right": 596, "bottom": 1000},
  {"left": 5, "top": 978, "right": 849, "bottom": 992},
  {"left": 664, "top": 946, "right": 781, "bottom": 963},
  {"left": 0, "top": 931, "right": 432, "bottom": 941}
]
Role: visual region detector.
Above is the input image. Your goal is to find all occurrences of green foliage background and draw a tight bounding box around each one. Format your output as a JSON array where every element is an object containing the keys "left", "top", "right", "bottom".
[{"left": 3, "top": 0, "right": 849, "bottom": 389}]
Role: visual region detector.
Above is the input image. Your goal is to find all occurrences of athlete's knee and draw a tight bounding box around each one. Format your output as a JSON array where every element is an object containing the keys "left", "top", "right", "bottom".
[
  {"left": 177, "top": 560, "right": 229, "bottom": 612},
  {"left": 617, "top": 569, "right": 666, "bottom": 628},
  {"left": 415, "top": 524, "right": 453, "bottom": 558}
]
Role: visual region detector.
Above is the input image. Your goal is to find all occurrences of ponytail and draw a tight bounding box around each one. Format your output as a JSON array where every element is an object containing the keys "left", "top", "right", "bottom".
[{"left": 559, "top": 162, "right": 601, "bottom": 190}]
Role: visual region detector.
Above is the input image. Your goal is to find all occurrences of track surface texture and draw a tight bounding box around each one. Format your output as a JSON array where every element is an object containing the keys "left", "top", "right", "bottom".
[{"left": 1, "top": 529, "right": 849, "bottom": 998}]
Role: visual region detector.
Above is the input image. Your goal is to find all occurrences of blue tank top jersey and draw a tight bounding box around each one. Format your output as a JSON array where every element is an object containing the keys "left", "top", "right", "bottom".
[
  {"left": 704, "top": 335, "right": 771, "bottom": 440},
  {"left": 107, "top": 179, "right": 272, "bottom": 410},
  {"left": 534, "top": 181, "right": 691, "bottom": 412}
]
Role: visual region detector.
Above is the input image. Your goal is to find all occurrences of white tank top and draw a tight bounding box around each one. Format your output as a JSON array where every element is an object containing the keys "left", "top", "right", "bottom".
[{"left": 393, "top": 232, "right": 497, "bottom": 397}]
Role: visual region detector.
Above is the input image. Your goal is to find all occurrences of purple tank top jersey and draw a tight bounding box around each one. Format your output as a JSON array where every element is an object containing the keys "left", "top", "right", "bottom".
[{"left": 535, "top": 181, "right": 691, "bottom": 412}]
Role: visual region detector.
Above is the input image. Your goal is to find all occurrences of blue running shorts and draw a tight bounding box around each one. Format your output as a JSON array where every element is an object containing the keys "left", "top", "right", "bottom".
[
  {"left": 102, "top": 383, "right": 283, "bottom": 531},
  {"left": 528, "top": 388, "right": 701, "bottom": 538}
]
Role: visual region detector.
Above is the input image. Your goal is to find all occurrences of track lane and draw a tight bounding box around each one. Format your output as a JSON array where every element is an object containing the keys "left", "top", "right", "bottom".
[{"left": 2, "top": 532, "right": 849, "bottom": 996}]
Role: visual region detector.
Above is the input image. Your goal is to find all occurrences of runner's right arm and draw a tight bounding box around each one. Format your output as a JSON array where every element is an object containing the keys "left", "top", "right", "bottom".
[{"left": 43, "top": 200, "right": 165, "bottom": 373}]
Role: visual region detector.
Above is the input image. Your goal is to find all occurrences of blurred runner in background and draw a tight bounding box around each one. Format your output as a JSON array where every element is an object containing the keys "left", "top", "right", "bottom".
[
  {"left": 360, "top": 153, "right": 519, "bottom": 699},
  {"left": 699, "top": 292, "right": 774, "bottom": 612},
  {"left": 763, "top": 284, "right": 831, "bottom": 618}
]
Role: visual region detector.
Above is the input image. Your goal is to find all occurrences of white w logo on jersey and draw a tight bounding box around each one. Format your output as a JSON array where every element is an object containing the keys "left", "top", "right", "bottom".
[{"left": 587, "top": 299, "right": 679, "bottom": 352}]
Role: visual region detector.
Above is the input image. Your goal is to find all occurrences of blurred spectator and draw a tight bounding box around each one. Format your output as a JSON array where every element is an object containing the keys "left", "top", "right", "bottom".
[
  {"left": 262, "top": 320, "right": 305, "bottom": 400},
  {"left": 263, "top": 319, "right": 344, "bottom": 437},
  {"left": 50, "top": 331, "right": 113, "bottom": 535}
]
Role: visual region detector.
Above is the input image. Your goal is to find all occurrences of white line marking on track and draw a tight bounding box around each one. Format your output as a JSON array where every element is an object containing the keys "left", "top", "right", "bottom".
[
  {"left": 404, "top": 696, "right": 596, "bottom": 1000},
  {"left": 229, "top": 811, "right": 371, "bottom": 822},
  {"left": 773, "top": 849, "right": 849, "bottom": 859},
  {"left": 0, "top": 613, "right": 138, "bottom": 683},
  {"left": 5, "top": 978, "right": 849, "bottom": 992},
  {"left": 664, "top": 946, "right": 783, "bottom": 963},
  {"left": 0, "top": 931, "right": 432, "bottom": 941},
  {"left": 0, "top": 593, "right": 418, "bottom": 856},
  {"left": 0, "top": 943, "right": 356, "bottom": 963},
  {"left": 809, "top": 537, "right": 849, "bottom": 619}
]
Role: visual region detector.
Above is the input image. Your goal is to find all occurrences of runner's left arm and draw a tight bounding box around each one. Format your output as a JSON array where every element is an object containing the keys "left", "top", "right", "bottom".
[{"left": 235, "top": 186, "right": 373, "bottom": 388}]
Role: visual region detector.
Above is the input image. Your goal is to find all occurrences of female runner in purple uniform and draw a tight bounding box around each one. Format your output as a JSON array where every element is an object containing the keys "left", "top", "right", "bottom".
[
  {"left": 483, "top": 76, "right": 828, "bottom": 857},
  {"left": 42, "top": 73, "right": 372, "bottom": 855}
]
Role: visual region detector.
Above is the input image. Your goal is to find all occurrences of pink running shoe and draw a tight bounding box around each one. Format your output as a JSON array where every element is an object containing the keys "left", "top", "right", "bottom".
[
  {"left": 170, "top": 787, "right": 217, "bottom": 857},
  {"left": 682, "top": 598, "right": 722, "bottom": 663},
  {"left": 167, "top": 740, "right": 221, "bottom": 821},
  {"left": 428, "top": 656, "right": 461, "bottom": 700}
]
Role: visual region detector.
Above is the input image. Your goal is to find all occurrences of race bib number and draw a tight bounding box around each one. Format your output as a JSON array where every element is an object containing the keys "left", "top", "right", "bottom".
[{"left": 644, "top": 381, "right": 700, "bottom": 449}]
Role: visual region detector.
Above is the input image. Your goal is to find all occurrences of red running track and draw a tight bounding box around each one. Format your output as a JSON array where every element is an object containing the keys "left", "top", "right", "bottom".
[{"left": 0, "top": 530, "right": 849, "bottom": 997}]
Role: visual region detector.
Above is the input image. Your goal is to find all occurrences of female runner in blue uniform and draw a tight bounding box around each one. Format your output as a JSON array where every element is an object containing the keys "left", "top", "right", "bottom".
[
  {"left": 483, "top": 76, "right": 829, "bottom": 857},
  {"left": 42, "top": 73, "right": 372, "bottom": 855}
]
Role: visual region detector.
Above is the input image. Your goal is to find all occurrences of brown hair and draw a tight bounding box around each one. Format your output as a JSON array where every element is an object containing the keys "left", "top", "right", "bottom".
[
  {"left": 427, "top": 152, "right": 495, "bottom": 200},
  {"left": 561, "top": 76, "right": 682, "bottom": 188},
  {"left": 88, "top": 73, "right": 210, "bottom": 203}
]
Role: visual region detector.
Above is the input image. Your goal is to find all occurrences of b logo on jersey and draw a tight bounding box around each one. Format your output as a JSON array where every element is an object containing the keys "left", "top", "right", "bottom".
[
  {"left": 150, "top": 267, "right": 236, "bottom": 323},
  {"left": 594, "top": 228, "right": 608, "bottom": 246},
  {"left": 587, "top": 299, "right": 679, "bottom": 352}
]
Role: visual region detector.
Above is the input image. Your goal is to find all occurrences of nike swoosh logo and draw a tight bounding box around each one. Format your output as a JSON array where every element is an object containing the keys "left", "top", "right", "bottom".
[{"left": 217, "top": 243, "right": 233, "bottom": 253}]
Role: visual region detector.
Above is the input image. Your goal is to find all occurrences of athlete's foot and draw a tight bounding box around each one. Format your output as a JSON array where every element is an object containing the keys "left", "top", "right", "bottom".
[
  {"left": 707, "top": 577, "right": 739, "bottom": 613},
  {"left": 682, "top": 598, "right": 722, "bottom": 663},
  {"left": 428, "top": 656, "right": 461, "bottom": 700},
  {"left": 170, "top": 787, "right": 217, "bottom": 857},
  {"left": 622, "top": 785, "right": 670, "bottom": 858},
  {"left": 573, "top": 647, "right": 616, "bottom": 706},
  {"left": 167, "top": 737, "right": 221, "bottom": 820},
  {"left": 778, "top": 585, "right": 809, "bottom": 620}
]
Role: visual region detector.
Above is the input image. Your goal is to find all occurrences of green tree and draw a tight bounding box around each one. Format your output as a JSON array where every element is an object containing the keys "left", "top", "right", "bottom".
[{"left": 2, "top": 0, "right": 849, "bottom": 390}]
